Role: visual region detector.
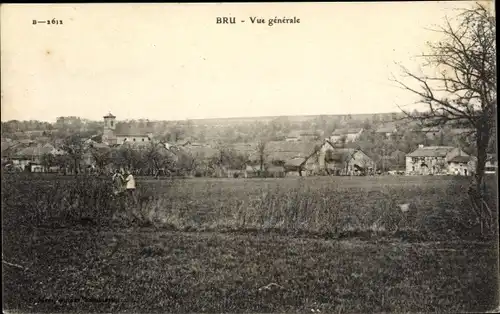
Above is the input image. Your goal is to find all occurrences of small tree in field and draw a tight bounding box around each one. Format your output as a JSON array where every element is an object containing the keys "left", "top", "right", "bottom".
[
  {"left": 62, "top": 135, "right": 86, "bottom": 177},
  {"left": 256, "top": 139, "right": 268, "bottom": 175},
  {"left": 40, "top": 153, "right": 55, "bottom": 173},
  {"left": 89, "top": 146, "right": 111, "bottom": 174},
  {"left": 393, "top": 3, "right": 496, "bottom": 234}
]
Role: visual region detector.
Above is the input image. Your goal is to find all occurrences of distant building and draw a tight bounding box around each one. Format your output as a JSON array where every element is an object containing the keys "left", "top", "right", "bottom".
[
  {"left": 11, "top": 143, "right": 65, "bottom": 172},
  {"left": 485, "top": 154, "right": 497, "bottom": 174},
  {"left": 284, "top": 155, "right": 321, "bottom": 176},
  {"left": 102, "top": 113, "right": 153, "bottom": 145},
  {"left": 374, "top": 123, "right": 398, "bottom": 138},
  {"left": 285, "top": 130, "right": 319, "bottom": 142},
  {"left": 318, "top": 141, "right": 375, "bottom": 175},
  {"left": 414, "top": 127, "right": 444, "bottom": 139},
  {"left": 405, "top": 144, "right": 473, "bottom": 175},
  {"left": 102, "top": 113, "right": 117, "bottom": 145},
  {"left": 265, "top": 141, "right": 321, "bottom": 166},
  {"left": 447, "top": 155, "right": 476, "bottom": 176},
  {"left": 329, "top": 128, "right": 363, "bottom": 143}
]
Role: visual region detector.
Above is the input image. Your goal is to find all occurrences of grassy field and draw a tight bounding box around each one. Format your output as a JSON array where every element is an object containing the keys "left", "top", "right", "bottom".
[{"left": 2, "top": 174, "right": 499, "bottom": 312}]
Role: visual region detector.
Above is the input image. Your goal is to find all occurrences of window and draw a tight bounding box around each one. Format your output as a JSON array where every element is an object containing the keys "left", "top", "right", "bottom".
[
  {"left": 110, "top": 121, "right": 114, "bottom": 127},
  {"left": 133, "top": 138, "right": 136, "bottom": 142},
  {"left": 142, "top": 138, "right": 145, "bottom": 142}
]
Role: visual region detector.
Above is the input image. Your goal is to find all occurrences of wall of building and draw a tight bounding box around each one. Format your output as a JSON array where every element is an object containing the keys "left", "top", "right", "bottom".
[
  {"left": 448, "top": 162, "right": 473, "bottom": 176},
  {"left": 346, "top": 132, "right": 361, "bottom": 142},
  {"left": 405, "top": 148, "right": 472, "bottom": 175},
  {"left": 102, "top": 117, "right": 117, "bottom": 145},
  {"left": 329, "top": 133, "right": 360, "bottom": 143},
  {"left": 116, "top": 136, "right": 150, "bottom": 145},
  {"left": 406, "top": 156, "right": 448, "bottom": 175}
]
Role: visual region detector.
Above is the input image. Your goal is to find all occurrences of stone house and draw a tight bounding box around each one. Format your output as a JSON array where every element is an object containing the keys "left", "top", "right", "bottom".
[
  {"left": 405, "top": 145, "right": 471, "bottom": 175},
  {"left": 284, "top": 155, "right": 321, "bottom": 176},
  {"left": 447, "top": 155, "right": 476, "bottom": 176},
  {"left": 318, "top": 141, "right": 375, "bottom": 175}
]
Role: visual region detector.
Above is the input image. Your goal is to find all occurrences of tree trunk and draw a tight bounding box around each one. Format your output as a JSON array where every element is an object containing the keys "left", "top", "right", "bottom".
[
  {"left": 475, "top": 126, "right": 490, "bottom": 195},
  {"left": 74, "top": 159, "right": 78, "bottom": 177}
]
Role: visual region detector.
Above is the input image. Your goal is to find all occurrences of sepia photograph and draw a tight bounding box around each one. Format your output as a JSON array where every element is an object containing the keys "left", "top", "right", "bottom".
[{"left": 1, "top": 2, "right": 498, "bottom": 313}]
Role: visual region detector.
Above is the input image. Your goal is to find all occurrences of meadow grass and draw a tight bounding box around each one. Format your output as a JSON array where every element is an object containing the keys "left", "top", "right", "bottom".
[
  {"left": 2, "top": 174, "right": 497, "bottom": 241},
  {"left": 2, "top": 174, "right": 498, "bottom": 312},
  {"left": 2, "top": 228, "right": 498, "bottom": 313}
]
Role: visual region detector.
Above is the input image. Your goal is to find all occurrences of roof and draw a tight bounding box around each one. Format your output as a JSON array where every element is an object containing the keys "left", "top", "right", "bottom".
[
  {"left": 286, "top": 130, "right": 318, "bottom": 138},
  {"left": 327, "top": 148, "right": 357, "bottom": 162},
  {"left": 1, "top": 141, "right": 20, "bottom": 153},
  {"left": 286, "top": 130, "right": 303, "bottom": 138},
  {"left": 331, "top": 128, "right": 363, "bottom": 136},
  {"left": 88, "top": 142, "right": 110, "bottom": 150},
  {"left": 230, "top": 143, "right": 257, "bottom": 155},
  {"left": 285, "top": 157, "right": 307, "bottom": 167},
  {"left": 448, "top": 155, "right": 471, "bottom": 163},
  {"left": 266, "top": 141, "right": 321, "bottom": 162},
  {"left": 406, "top": 146, "right": 456, "bottom": 157},
  {"left": 375, "top": 123, "right": 397, "bottom": 133},
  {"left": 115, "top": 125, "right": 153, "bottom": 137},
  {"left": 390, "top": 150, "right": 406, "bottom": 158},
  {"left": 104, "top": 113, "right": 116, "bottom": 118},
  {"left": 419, "top": 127, "right": 442, "bottom": 133},
  {"left": 14, "top": 144, "right": 59, "bottom": 158}
]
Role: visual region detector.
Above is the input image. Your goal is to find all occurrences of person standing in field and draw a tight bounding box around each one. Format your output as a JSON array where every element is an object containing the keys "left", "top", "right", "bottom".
[
  {"left": 112, "top": 169, "right": 125, "bottom": 196},
  {"left": 111, "top": 169, "right": 126, "bottom": 219},
  {"left": 124, "top": 169, "right": 137, "bottom": 205}
]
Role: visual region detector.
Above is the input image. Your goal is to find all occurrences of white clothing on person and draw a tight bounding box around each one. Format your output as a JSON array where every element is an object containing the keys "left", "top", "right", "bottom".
[{"left": 125, "top": 174, "right": 136, "bottom": 189}]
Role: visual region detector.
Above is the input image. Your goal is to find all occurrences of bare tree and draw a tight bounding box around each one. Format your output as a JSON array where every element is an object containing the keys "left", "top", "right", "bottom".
[
  {"left": 61, "top": 134, "right": 86, "bottom": 177},
  {"left": 144, "top": 142, "right": 176, "bottom": 177},
  {"left": 256, "top": 139, "right": 268, "bottom": 175},
  {"left": 40, "top": 153, "right": 55, "bottom": 173},
  {"left": 89, "top": 146, "right": 111, "bottom": 174},
  {"left": 393, "top": 3, "right": 496, "bottom": 234}
]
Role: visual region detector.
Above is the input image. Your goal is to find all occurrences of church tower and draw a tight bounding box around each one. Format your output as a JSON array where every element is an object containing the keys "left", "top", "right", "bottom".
[{"left": 102, "top": 112, "right": 117, "bottom": 145}]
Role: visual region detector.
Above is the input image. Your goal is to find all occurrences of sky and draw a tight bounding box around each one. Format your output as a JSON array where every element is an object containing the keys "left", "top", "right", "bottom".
[{"left": 0, "top": 1, "right": 489, "bottom": 123}]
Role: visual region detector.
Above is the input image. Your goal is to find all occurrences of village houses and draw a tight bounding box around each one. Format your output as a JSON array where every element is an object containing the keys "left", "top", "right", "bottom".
[
  {"left": 10, "top": 143, "right": 65, "bottom": 172},
  {"left": 405, "top": 145, "right": 475, "bottom": 176}
]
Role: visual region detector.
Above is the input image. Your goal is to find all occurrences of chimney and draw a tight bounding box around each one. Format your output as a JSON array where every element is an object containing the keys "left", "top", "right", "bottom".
[{"left": 418, "top": 144, "right": 424, "bottom": 148}]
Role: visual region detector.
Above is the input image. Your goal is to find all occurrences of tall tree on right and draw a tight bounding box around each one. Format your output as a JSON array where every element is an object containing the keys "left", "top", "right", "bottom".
[{"left": 393, "top": 4, "right": 496, "bottom": 198}]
